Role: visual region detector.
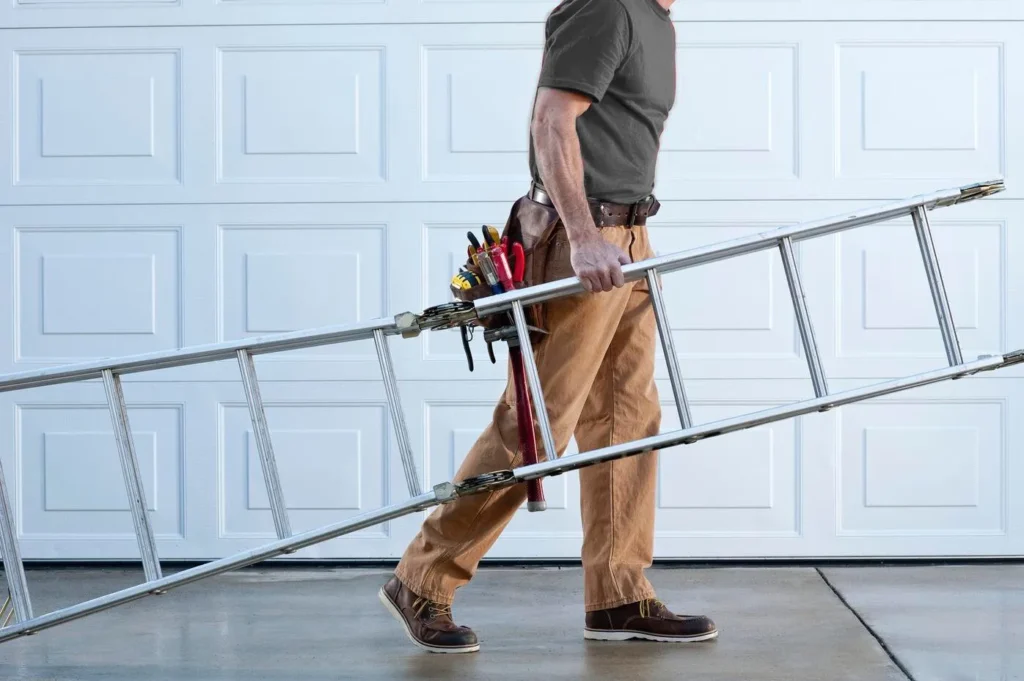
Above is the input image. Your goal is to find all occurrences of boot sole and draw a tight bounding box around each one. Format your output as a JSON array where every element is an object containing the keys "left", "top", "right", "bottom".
[
  {"left": 377, "top": 587, "right": 480, "bottom": 654},
  {"left": 584, "top": 628, "right": 719, "bottom": 643}
]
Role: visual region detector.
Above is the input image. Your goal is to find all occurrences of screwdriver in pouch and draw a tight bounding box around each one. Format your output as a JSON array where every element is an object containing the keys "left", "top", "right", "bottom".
[{"left": 467, "top": 231, "right": 503, "bottom": 295}]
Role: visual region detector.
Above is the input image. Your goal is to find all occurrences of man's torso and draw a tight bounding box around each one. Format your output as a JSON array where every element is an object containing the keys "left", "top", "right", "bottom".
[{"left": 529, "top": 0, "right": 676, "bottom": 204}]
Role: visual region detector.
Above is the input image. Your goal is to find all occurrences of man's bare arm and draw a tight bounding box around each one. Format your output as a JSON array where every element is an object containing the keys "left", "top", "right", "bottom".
[{"left": 531, "top": 86, "right": 630, "bottom": 292}]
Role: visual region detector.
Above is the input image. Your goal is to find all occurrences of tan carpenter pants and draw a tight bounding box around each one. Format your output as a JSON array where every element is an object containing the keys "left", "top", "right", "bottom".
[{"left": 396, "top": 217, "right": 662, "bottom": 613}]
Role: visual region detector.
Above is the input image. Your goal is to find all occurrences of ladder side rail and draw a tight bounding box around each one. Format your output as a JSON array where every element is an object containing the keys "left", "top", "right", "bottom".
[
  {"left": 912, "top": 206, "right": 964, "bottom": 366},
  {"left": 474, "top": 181, "right": 1002, "bottom": 320},
  {"left": 778, "top": 237, "right": 829, "bottom": 398},
  {"left": 512, "top": 353, "right": 1012, "bottom": 482},
  {"left": 646, "top": 269, "right": 694, "bottom": 429},
  {"left": 102, "top": 370, "right": 163, "bottom": 583},
  {"left": 0, "top": 454, "right": 32, "bottom": 622},
  {"left": 0, "top": 318, "right": 401, "bottom": 395},
  {"left": 237, "top": 351, "right": 292, "bottom": 541},
  {"left": 373, "top": 329, "right": 422, "bottom": 498},
  {"left": 2, "top": 347, "right": 1020, "bottom": 644}
]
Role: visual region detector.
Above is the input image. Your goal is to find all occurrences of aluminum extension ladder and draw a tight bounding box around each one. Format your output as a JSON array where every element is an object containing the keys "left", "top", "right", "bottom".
[{"left": 0, "top": 179, "right": 1019, "bottom": 644}]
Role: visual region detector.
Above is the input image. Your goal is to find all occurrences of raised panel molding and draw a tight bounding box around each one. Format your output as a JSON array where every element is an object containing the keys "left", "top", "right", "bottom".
[
  {"left": 838, "top": 400, "right": 1005, "bottom": 536},
  {"left": 15, "top": 226, "right": 183, "bottom": 362},
  {"left": 17, "top": 403, "right": 184, "bottom": 540},
  {"left": 217, "top": 223, "right": 386, "bottom": 361},
  {"left": 836, "top": 219, "right": 1004, "bottom": 359},
  {"left": 422, "top": 45, "right": 542, "bottom": 182},
  {"left": 217, "top": 46, "right": 385, "bottom": 183},
  {"left": 219, "top": 402, "right": 388, "bottom": 539},
  {"left": 647, "top": 222, "right": 801, "bottom": 359},
  {"left": 661, "top": 44, "right": 798, "bottom": 181},
  {"left": 14, "top": 49, "right": 181, "bottom": 187},
  {"left": 835, "top": 43, "right": 1004, "bottom": 182},
  {"left": 656, "top": 400, "right": 800, "bottom": 537}
]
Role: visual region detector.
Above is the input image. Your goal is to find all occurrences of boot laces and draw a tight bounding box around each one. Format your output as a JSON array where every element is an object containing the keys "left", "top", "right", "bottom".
[
  {"left": 412, "top": 597, "right": 453, "bottom": 621},
  {"left": 639, "top": 598, "right": 666, "bottom": 619}
]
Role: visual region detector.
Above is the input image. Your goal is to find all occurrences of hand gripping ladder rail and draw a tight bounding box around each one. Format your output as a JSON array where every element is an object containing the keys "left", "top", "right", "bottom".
[{"left": 0, "top": 179, "right": 1020, "bottom": 644}]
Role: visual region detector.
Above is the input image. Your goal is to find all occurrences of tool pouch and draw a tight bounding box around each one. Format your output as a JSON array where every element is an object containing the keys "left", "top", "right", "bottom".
[{"left": 450, "top": 195, "right": 565, "bottom": 341}]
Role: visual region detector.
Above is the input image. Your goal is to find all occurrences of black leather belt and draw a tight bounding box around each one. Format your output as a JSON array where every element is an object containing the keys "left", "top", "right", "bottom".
[{"left": 528, "top": 182, "right": 660, "bottom": 228}]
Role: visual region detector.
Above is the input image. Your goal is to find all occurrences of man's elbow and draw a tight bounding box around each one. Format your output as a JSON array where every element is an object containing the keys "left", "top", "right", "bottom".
[{"left": 531, "top": 87, "right": 589, "bottom": 142}]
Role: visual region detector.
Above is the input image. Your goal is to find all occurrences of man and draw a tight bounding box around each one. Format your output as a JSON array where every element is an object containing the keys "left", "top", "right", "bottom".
[{"left": 379, "top": 0, "right": 718, "bottom": 652}]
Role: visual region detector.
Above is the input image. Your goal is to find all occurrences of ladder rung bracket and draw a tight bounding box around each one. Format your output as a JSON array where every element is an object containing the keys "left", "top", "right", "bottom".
[
  {"left": 778, "top": 237, "right": 829, "bottom": 398},
  {"left": 646, "top": 269, "right": 694, "bottom": 429},
  {"left": 102, "top": 370, "right": 163, "bottom": 583},
  {"left": 373, "top": 329, "right": 422, "bottom": 498},
  {"left": 912, "top": 206, "right": 964, "bottom": 367},
  {"left": 510, "top": 301, "right": 558, "bottom": 463},
  {"left": 0, "top": 455, "right": 32, "bottom": 623},
  {"left": 236, "top": 350, "right": 292, "bottom": 541}
]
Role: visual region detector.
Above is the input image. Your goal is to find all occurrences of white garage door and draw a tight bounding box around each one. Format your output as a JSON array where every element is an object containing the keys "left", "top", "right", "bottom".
[{"left": 1, "top": 2, "right": 1021, "bottom": 563}]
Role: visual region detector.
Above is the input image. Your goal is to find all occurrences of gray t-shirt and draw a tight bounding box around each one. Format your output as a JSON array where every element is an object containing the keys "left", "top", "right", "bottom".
[{"left": 528, "top": 0, "right": 676, "bottom": 204}]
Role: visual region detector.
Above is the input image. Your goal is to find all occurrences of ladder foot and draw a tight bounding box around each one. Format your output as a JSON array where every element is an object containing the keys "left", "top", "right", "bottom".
[{"left": 527, "top": 500, "right": 547, "bottom": 512}]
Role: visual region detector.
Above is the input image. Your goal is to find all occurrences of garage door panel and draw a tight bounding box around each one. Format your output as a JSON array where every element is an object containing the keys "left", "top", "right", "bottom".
[
  {"left": 16, "top": 402, "right": 184, "bottom": 541},
  {"left": 13, "top": 47, "right": 183, "bottom": 189},
  {"left": 656, "top": 400, "right": 801, "bottom": 539},
  {"left": 3, "top": 22, "right": 1020, "bottom": 206},
  {"left": 661, "top": 43, "right": 797, "bottom": 182},
  {"left": 3, "top": 0, "right": 1023, "bottom": 28},
  {"left": 837, "top": 398, "right": 1006, "bottom": 538},
  {"left": 218, "top": 46, "right": 385, "bottom": 185},
  {"left": 14, "top": 225, "right": 184, "bottom": 364},
  {"left": 834, "top": 43, "right": 1004, "bottom": 184}
]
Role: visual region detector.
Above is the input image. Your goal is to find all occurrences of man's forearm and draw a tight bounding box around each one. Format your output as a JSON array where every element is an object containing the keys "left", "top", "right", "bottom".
[{"left": 531, "top": 114, "right": 596, "bottom": 243}]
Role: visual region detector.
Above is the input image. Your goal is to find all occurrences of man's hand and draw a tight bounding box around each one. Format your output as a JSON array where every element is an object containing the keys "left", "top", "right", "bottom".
[{"left": 569, "top": 229, "right": 631, "bottom": 292}]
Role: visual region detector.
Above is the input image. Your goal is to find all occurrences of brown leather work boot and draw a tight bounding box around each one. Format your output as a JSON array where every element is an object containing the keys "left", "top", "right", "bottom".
[
  {"left": 584, "top": 598, "right": 718, "bottom": 643},
  {"left": 378, "top": 575, "right": 480, "bottom": 653}
]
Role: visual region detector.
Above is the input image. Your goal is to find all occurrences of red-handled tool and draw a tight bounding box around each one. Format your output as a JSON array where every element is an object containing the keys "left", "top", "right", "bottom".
[
  {"left": 479, "top": 226, "right": 545, "bottom": 510},
  {"left": 510, "top": 242, "right": 525, "bottom": 285},
  {"left": 510, "top": 349, "right": 545, "bottom": 511}
]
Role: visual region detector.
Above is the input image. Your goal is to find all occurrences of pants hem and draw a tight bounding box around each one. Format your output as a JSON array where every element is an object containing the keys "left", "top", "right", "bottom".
[
  {"left": 584, "top": 587, "right": 657, "bottom": 613},
  {"left": 392, "top": 566, "right": 455, "bottom": 606}
]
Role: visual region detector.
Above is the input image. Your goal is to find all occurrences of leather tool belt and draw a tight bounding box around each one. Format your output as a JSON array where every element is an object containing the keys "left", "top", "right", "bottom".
[{"left": 527, "top": 182, "right": 661, "bottom": 228}]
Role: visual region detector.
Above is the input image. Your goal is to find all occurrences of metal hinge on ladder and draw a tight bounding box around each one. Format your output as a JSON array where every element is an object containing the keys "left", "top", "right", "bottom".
[{"left": 0, "top": 178, "right": 1017, "bottom": 644}]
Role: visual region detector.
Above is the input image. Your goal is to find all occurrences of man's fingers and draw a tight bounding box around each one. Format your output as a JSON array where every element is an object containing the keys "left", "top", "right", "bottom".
[
  {"left": 618, "top": 251, "right": 632, "bottom": 266},
  {"left": 610, "top": 264, "right": 625, "bottom": 288}
]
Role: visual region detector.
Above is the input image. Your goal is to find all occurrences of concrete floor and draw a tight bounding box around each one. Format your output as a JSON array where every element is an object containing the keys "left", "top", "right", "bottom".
[{"left": 0, "top": 565, "right": 1020, "bottom": 681}]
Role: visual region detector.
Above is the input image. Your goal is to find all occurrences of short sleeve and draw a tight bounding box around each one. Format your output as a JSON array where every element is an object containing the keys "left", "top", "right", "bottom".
[{"left": 537, "top": 0, "right": 632, "bottom": 103}]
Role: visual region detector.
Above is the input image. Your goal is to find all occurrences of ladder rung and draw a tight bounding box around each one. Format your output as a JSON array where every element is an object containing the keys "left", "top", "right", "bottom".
[
  {"left": 101, "top": 370, "right": 163, "bottom": 583},
  {"left": 912, "top": 206, "right": 964, "bottom": 367},
  {"left": 778, "top": 237, "right": 829, "bottom": 398},
  {"left": 0, "top": 455, "right": 32, "bottom": 623},
  {"left": 373, "top": 329, "right": 422, "bottom": 498},
  {"left": 646, "top": 269, "right": 694, "bottom": 429},
  {"left": 236, "top": 350, "right": 292, "bottom": 541}
]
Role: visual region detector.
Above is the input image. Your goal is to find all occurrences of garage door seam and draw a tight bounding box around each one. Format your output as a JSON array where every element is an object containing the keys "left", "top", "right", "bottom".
[{"left": 815, "top": 568, "right": 916, "bottom": 681}]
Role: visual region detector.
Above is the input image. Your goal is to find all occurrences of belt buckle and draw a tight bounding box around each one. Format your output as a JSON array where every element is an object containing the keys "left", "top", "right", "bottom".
[{"left": 627, "top": 201, "right": 639, "bottom": 228}]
